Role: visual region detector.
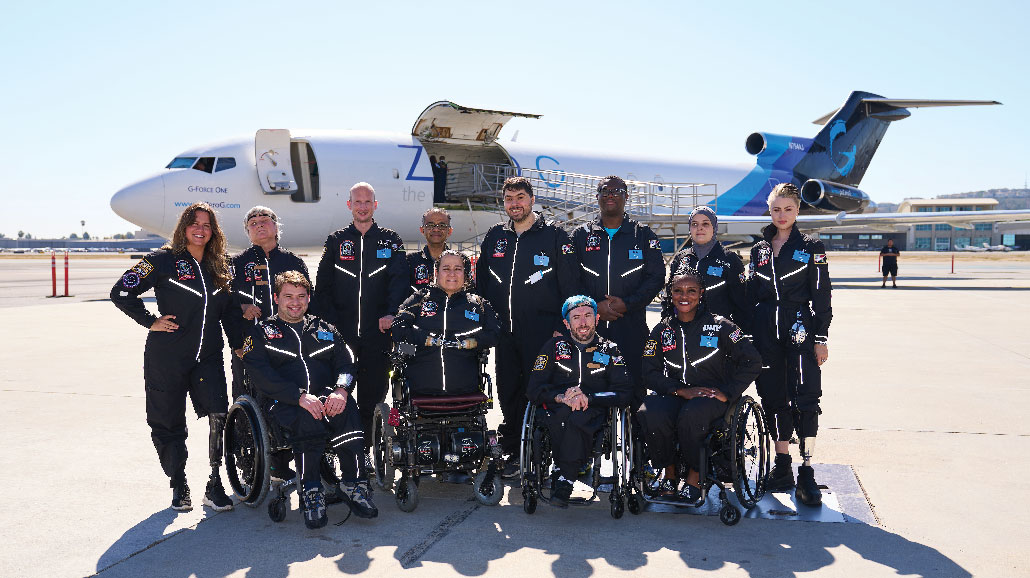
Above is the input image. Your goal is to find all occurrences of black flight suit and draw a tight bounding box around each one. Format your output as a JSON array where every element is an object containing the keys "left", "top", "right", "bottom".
[
  {"left": 748, "top": 224, "right": 832, "bottom": 443},
  {"left": 405, "top": 245, "right": 446, "bottom": 298},
  {"left": 229, "top": 244, "right": 310, "bottom": 399},
  {"left": 475, "top": 212, "right": 580, "bottom": 455},
  {"left": 666, "top": 242, "right": 752, "bottom": 333},
  {"left": 391, "top": 287, "right": 501, "bottom": 396},
  {"left": 638, "top": 313, "right": 762, "bottom": 472},
  {"left": 572, "top": 215, "right": 664, "bottom": 390},
  {"left": 527, "top": 335, "right": 633, "bottom": 481},
  {"left": 110, "top": 249, "right": 243, "bottom": 484},
  {"left": 311, "top": 221, "right": 407, "bottom": 440},
  {"left": 241, "top": 315, "right": 365, "bottom": 489}
]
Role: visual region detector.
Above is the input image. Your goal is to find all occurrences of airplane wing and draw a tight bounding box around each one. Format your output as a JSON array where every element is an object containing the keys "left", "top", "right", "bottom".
[{"left": 711, "top": 209, "right": 1030, "bottom": 231}]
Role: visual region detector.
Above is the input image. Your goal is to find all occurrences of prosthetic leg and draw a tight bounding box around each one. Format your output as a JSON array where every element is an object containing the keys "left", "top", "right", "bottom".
[
  {"left": 795, "top": 436, "right": 822, "bottom": 506},
  {"left": 203, "top": 413, "right": 234, "bottom": 511}
]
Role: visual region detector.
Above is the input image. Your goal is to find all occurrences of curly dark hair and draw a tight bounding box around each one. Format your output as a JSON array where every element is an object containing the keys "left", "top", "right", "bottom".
[
  {"left": 661, "top": 268, "right": 706, "bottom": 321},
  {"left": 433, "top": 249, "right": 473, "bottom": 291},
  {"left": 164, "top": 202, "right": 232, "bottom": 291},
  {"left": 501, "top": 176, "right": 533, "bottom": 197}
]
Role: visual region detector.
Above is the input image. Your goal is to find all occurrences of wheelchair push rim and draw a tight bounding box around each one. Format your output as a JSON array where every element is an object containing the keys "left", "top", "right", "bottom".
[
  {"left": 730, "top": 395, "right": 770, "bottom": 509},
  {"left": 224, "top": 395, "right": 271, "bottom": 507}
]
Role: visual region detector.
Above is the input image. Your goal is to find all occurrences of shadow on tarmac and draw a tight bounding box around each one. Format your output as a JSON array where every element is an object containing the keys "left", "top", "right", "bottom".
[{"left": 94, "top": 491, "right": 972, "bottom": 578}]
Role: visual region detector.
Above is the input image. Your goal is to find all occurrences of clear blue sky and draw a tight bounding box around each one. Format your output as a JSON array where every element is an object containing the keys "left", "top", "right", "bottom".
[{"left": 2, "top": 1, "right": 1027, "bottom": 238}]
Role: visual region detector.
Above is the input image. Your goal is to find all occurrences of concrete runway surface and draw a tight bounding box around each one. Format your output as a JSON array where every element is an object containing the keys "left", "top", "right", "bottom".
[{"left": 1, "top": 253, "right": 1028, "bottom": 577}]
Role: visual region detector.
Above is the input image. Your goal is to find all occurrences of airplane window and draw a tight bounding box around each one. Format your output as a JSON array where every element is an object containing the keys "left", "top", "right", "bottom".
[
  {"left": 215, "top": 157, "right": 236, "bottom": 172},
  {"left": 192, "top": 157, "right": 215, "bottom": 173},
  {"left": 166, "top": 157, "right": 197, "bottom": 169}
]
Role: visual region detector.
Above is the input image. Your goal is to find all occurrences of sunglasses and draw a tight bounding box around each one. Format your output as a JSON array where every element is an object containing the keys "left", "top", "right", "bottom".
[{"left": 597, "top": 188, "right": 627, "bottom": 198}]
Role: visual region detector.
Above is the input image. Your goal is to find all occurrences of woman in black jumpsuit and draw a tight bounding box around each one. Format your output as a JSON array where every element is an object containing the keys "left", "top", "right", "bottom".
[
  {"left": 638, "top": 270, "right": 761, "bottom": 504},
  {"left": 748, "top": 183, "right": 832, "bottom": 506},
  {"left": 111, "top": 202, "right": 243, "bottom": 512},
  {"left": 392, "top": 250, "right": 501, "bottom": 396}
]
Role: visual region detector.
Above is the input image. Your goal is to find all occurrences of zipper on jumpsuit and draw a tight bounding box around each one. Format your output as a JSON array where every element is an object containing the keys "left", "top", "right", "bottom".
[
  {"left": 265, "top": 254, "right": 273, "bottom": 319},
  {"left": 507, "top": 233, "right": 520, "bottom": 331},
  {"left": 286, "top": 325, "right": 312, "bottom": 392},
  {"left": 769, "top": 245, "right": 781, "bottom": 340},
  {"left": 192, "top": 256, "right": 207, "bottom": 363},
  {"left": 680, "top": 327, "right": 689, "bottom": 384},
  {"left": 604, "top": 231, "right": 612, "bottom": 331},
  {"left": 441, "top": 294, "right": 449, "bottom": 391},
  {"left": 357, "top": 236, "right": 364, "bottom": 338}
]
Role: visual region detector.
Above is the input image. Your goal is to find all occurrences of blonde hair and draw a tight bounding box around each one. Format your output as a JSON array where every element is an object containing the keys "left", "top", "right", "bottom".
[{"left": 767, "top": 183, "right": 801, "bottom": 208}]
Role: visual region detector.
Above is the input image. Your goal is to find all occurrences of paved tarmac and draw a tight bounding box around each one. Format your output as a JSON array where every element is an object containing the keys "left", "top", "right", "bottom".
[{"left": 1, "top": 253, "right": 1028, "bottom": 577}]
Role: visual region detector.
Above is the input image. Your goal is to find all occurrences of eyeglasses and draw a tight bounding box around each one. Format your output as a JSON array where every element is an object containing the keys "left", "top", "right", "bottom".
[
  {"left": 422, "top": 223, "right": 451, "bottom": 230},
  {"left": 597, "top": 188, "right": 627, "bottom": 198}
]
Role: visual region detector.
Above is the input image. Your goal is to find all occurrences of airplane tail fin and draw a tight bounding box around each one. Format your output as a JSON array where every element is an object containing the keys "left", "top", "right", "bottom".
[{"left": 794, "top": 91, "right": 1000, "bottom": 186}]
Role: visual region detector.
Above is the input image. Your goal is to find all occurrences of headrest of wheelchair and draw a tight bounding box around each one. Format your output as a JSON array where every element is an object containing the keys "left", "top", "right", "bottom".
[{"left": 561, "top": 295, "right": 597, "bottom": 321}]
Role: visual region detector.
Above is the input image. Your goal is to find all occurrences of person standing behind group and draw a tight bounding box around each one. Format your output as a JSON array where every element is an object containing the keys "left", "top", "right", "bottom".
[
  {"left": 666, "top": 206, "right": 751, "bottom": 331},
  {"left": 110, "top": 202, "right": 243, "bottom": 512},
  {"left": 312, "top": 182, "right": 407, "bottom": 444},
  {"left": 748, "top": 183, "right": 832, "bottom": 506},
  {"left": 406, "top": 207, "right": 452, "bottom": 296},
  {"left": 230, "top": 206, "right": 310, "bottom": 399},
  {"left": 475, "top": 176, "right": 581, "bottom": 477},
  {"left": 879, "top": 239, "right": 900, "bottom": 288},
  {"left": 572, "top": 175, "right": 664, "bottom": 392}
]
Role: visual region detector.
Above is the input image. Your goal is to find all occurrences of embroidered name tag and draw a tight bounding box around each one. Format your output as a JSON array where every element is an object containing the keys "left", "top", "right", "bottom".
[
  {"left": 534, "top": 255, "right": 550, "bottom": 266},
  {"left": 593, "top": 351, "right": 610, "bottom": 365},
  {"left": 628, "top": 250, "right": 642, "bottom": 260},
  {"left": 707, "top": 265, "right": 723, "bottom": 277},
  {"left": 465, "top": 310, "right": 479, "bottom": 321},
  {"left": 793, "top": 250, "right": 809, "bottom": 263},
  {"left": 700, "top": 335, "right": 718, "bottom": 348}
]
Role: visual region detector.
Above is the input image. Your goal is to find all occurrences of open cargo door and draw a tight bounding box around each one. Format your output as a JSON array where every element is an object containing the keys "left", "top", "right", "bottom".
[{"left": 412, "top": 101, "right": 540, "bottom": 144}]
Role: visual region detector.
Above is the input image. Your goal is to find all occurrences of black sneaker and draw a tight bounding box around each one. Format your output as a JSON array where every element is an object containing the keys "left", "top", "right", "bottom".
[
  {"left": 500, "top": 454, "right": 520, "bottom": 479},
  {"left": 551, "top": 476, "right": 573, "bottom": 509},
  {"left": 795, "top": 465, "right": 822, "bottom": 506},
  {"left": 270, "top": 452, "right": 296, "bottom": 483},
  {"left": 324, "top": 483, "right": 345, "bottom": 505},
  {"left": 678, "top": 484, "right": 703, "bottom": 505},
  {"left": 767, "top": 454, "right": 795, "bottom": 491},
  {"left": 171, "top": 480, "right": 192, "bottom": 512},
  {"left": 341, "top": 481, "right": 379, "bottom": 519},
  {"left": 301, "top": 487, "right": 328, "bottom": 529},
  {"left": 203, "top": 475, "right": 234, "bottom": 511}
]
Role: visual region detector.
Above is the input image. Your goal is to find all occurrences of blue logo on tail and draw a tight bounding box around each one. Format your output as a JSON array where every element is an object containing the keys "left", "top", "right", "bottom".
[{"left": 828, "top": 120, "right": 856, "bottom": 177}]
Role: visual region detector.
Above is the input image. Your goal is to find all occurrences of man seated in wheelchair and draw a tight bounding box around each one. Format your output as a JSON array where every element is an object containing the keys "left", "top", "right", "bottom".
[
  {"left": 527, "top": 295, "right": 634, "bottom": 508},
  {"left": 391, "top": 250, "right": 500, "bottom": 396},
  {"left": 637, "top": 270, "right": 762, "bottom": 504},
  {"left": 241, "top": 270, "right": 378, "bottom": 529}
]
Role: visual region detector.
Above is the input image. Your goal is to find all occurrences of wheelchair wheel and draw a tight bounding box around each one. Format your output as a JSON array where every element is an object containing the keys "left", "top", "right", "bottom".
[
  {"left": 473, "top": 469, "right": 504, "bottom": 506},
  {"left": 730, "top": 396, "right": 770, "bottom": 509},
  {"left": 626, "top": 487, "right": 641, "bottom": 515},
  {"left": 268, "top": 496, "right": 288, "bottom": 523},
  {"left": 371, "top": 403, "right": 395, "bottom": 491},
  {"left": 522, "top": 487, "right": 538, "bottom": 514},
  {"left": 395, "top": 476, "right": 420, "bottom": 512},
  {"left": 720, "top": 503, "right": 741, "bottom": 526},
  {"left": 609, "top": 490, "right": 625, "bottom": 519},
  {"left": 224, "top": 396, "right": 270, "bottom": 507}
]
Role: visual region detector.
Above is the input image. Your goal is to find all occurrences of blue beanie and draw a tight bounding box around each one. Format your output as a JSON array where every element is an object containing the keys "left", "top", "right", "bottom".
[{"left": 562, "top": 295, "right": 597, "bottom": 320}]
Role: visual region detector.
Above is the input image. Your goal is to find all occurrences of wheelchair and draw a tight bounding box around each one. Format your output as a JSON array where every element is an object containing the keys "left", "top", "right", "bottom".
[
  {"left": 370, "top": 341, "right": 503, "bottom": 512},
  {"left": 222, "top": 379, "right": 343, "bottom": 523},
  {"left": 518, "top": 402, "right": 634, "bottom": 518},
  {"left": 625, "top": 394, "right": 770, "bottom": 526}
]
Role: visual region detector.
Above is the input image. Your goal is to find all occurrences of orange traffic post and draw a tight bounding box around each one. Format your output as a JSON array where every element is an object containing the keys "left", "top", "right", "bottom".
[
  {"left": 51, "top": 252, "right": 57, "bottom": 297},
  {"left": 951, "top": 253, "right": 955, "bottom": 274},
  {"left": 877, "top": 253, "right": 881, "bottom": 273},
  {"left": 64, "top": 252, "right": 70, "bottom": 296}
]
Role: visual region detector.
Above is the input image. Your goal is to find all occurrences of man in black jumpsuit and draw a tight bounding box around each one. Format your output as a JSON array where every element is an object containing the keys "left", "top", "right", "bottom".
[
  {"left": 526, "top": 295, "right": 633, "bottom": 507},
  {"left": 230, "top": 206, "right": 310, "bottom": 399},
  {"left": 475, "top": 177, "right": 580, "bottom": 476},
  {"left": 406, "top": 207, "right": 451, "bottom": 297},
  {"left": 312, "top": 182, "right": 407, "bottom": 443},
  {"left": 242, "top": 271, "right": 377, "bottom": 528},
  {"left": 572, "top": 176, "right": 664, "bottom": 392}
]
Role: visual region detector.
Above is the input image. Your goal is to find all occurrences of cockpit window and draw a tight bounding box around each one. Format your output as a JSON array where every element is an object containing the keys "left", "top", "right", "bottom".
[
  {"left": 215, "top": 157, "right": 236, "bottom": 172},
  {"left": 192, "top": 157, "right": 215, "bottom": 173},
  {"left": 166, "top": 157, "right": 197, "bottom": 169}
]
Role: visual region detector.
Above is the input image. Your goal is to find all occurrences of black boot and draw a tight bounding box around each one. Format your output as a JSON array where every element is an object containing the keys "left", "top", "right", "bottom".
[
  {"left": 171, "top": 476, "right": 192, "bottom": 512},
  {"left": 767, "top": 453, "right": 795, "bottom": 491},
  {"left": 795, "top": 465, "right": 822, "bottom": 506}
]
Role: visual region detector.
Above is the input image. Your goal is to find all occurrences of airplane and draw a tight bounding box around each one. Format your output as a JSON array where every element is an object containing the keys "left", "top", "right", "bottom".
[
  {"left": 110, "top": 91, "right": 1030, "bottom": 250},
  {"left": 954, "top": 242, "right": 1014, "bottom": 252}
]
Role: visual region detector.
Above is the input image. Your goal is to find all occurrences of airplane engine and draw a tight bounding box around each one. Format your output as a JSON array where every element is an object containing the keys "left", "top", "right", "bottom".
[{"left": 800, "top": 179, "right": 871, "bottom": 213}]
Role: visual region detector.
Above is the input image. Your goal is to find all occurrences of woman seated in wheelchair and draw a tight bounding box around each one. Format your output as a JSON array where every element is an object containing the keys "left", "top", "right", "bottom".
[
  {"left": 637, "top": 269, "right": 762, "bottom": 504},
  {"left": 526, "top": 295, "right": 634, "bottom": 508},
  {"left": 391, "top": 250, "right": 500, "bottom": 396}
]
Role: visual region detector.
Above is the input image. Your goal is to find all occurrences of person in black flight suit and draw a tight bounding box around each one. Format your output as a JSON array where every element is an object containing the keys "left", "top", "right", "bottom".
[
  {"left": 230, "top": 206, "right": 310, "bottom": 399},
  {"left": 111, "top": 202, "right": 243, "bottom": 512},
  {"left": 879, "top": 238, "right": 900, "bottom": 288},
  {"left": 312, "top": 182, "right": 407, "bottom": 445},
  {"left": 526, "top": 295, "right": 634, "bottom": 508},
  {"left": 242, "top": 270, "right": 377, "bottom": 529},
  {"left": 637, "top": 270, "right": 762, "bottom": 504},
  {"left": 475, "top": 176, "right": 581, "bottom": 477},
  {"left": 748, "top": 183, "right": 832, "bottom": 506},
  {"left": 393, "top": 250, "right": 501, "bottom": 396},
  {"left": 572, "top": 175, "right": 664, "bottom": 393},
  {"left": 665, "top": 206, "right": 751, "bottom": 332},
  {"left": 406, "top": 207, "right": 452, "bottom": 298}
]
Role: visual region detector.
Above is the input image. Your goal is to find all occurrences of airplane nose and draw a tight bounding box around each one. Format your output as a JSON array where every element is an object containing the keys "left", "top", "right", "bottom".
[{"left": 111, "top": 175, "right": 166, "bottom": 233}]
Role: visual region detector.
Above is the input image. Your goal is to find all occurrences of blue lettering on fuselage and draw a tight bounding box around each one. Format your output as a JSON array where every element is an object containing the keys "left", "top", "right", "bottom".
[
  {"left": 397, "top": 144, "right": 434, "bottom": 182},
  {"left": 535, "top": 155, "right": 565, "bottom": 189},
  {"left": 187, "top": 185, "right": 229, "bottom": 194}
]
